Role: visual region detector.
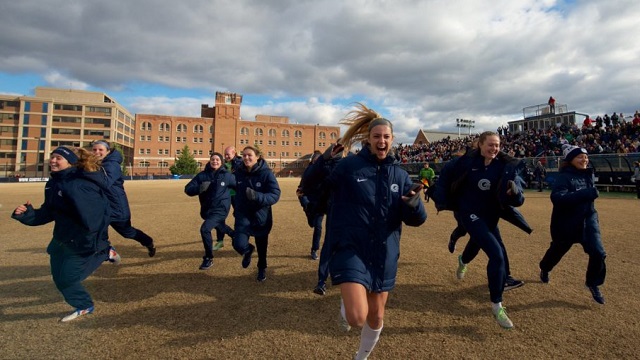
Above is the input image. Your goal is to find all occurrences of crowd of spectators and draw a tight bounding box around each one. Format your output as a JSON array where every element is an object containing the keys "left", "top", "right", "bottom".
[{"left": 394, "top": 111, "right": 640, "bottom": 165}]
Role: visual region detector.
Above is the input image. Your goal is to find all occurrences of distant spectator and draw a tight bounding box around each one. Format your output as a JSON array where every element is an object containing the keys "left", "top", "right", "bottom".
[{"left": 548, "top": 96, "right": 556, "bottom": 114}]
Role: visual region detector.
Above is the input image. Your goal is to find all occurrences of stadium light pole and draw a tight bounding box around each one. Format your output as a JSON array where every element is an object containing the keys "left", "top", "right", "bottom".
[{"left": 456, "top": 118, "right": 476, "bottom": 137}]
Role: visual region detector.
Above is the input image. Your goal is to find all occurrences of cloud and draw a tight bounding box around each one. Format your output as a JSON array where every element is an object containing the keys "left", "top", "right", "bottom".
[{"left": 1, "top": 0, "right": 639, "bottom": 145}]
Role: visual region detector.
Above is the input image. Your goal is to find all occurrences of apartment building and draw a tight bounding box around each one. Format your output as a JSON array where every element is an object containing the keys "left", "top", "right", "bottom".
[{"left": 0, "top": 87, "right": 134, "bottom": 178}]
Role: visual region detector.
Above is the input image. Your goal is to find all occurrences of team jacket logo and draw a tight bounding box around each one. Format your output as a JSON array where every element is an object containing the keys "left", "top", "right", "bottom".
[
  {"left": 255, "top": 182, "right": 262, "bottom": 188},
  {"left": 478, "top": 179, "right": 491, "bottom": 191},
  {"left": 390, "top": 184, "right": 399, "bottom": 193},
  {"left": 469, "top": 214, "right": 479, "bottom": 222},
  {"left": 356, "top": 178, "right": 367, "bottom": 182},
  {"left": 220, "top": 182, "right": 226, "bottom": 187}
]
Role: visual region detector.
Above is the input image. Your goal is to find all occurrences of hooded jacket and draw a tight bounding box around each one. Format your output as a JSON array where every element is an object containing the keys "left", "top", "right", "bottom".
[
  {"left": 322, "top": 146, "right": 427, "bottom": 292},
  {"left": 550, "top": 165, "right": 600, "bottom": 243},
  {"left": 11, "top": 167, "right": 110, "bottom": 254},
  {"left": 233, "top": 158, "right": 281, "bottom": 237},
  {"left": 184, "top": 162, "right": 236, "bottom": 220},
  {"left": 99, "top": 150, "right": 131, "bottom": 221}
]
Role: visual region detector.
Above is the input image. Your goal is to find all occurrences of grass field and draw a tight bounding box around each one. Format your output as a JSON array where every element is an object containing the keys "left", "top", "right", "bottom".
[{"left": 1, "top": 178, "right": 639, "bottom": 359}]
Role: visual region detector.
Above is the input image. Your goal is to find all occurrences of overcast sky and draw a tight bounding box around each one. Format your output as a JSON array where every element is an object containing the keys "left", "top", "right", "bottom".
[{"left": 1, "top": 0, "right": 639, "bottom": 144}]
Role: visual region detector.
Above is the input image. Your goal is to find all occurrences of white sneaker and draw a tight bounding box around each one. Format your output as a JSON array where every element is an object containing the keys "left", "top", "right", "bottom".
[
  {"left": 493, "top": 307, "right": 513, "bottom": 329},
  {"left": 108, "top": 246, "right": 121, "bottom": 265},
  {"left": 61, "top": 306, "right": 94, "bottom": 322},
  {"left": 339, "top": 311, "right": 351, "bottom": 332}
]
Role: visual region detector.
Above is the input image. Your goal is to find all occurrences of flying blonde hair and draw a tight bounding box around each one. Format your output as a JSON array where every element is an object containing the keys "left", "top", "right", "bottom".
[{"left": 339, "top": 103, "right": 393, "bottom": 152}]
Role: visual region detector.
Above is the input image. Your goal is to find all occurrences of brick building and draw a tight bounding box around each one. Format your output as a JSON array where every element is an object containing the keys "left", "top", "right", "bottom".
[
  {"left": 0, "top": 87, "right": 134, "bottom": 178},
  {"left": 135, "top": 91, "right": 340, "bottom": 177}
]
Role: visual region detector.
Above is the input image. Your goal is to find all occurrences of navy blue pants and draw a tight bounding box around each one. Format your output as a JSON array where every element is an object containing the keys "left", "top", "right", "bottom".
[
  {"left": 310, "top": 214, "right": 324, "bottom": 251},
  {"left": 215, "top": 196, "right": 236, "bottom": 241},
  {"left": 233, "top": 232, "right": 269, "bottom": 270},
  {"left": 540, "top": 237, "right": 606, "bottom": 286},
  {"left": 201, "top": 218, "right": 232, "bottom": 259},
  {"left": 47, "top": 240, "right": 109, "bottom": 309},
  {"left": 460, "top": 213, "right": 506, "bottom": 303},
  {"left": 461, "top": 226, "right": 512, "bottom": 277},
  {"left": 111, "top": 219, "right": 154, "bottom": 247}
]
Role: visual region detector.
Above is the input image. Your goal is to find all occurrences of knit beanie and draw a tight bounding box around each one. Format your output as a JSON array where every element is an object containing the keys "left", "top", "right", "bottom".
[
  {"left": 211, "top": 152, "right": 224, "bottom": 162},
  {"left": 51, "top": 146, "right": 78, "bottom": 165},
  {"left": 562, "top": 144, "right": 587, "bottom": 162}
]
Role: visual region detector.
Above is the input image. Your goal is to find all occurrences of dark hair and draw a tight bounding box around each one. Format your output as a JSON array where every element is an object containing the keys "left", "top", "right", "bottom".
[{"left": 476, "top": 131, "right": 500, "bottom": 149}]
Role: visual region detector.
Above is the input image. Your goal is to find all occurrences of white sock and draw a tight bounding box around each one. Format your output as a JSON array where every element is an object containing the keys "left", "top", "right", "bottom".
[
  {"left": 355, "top": 322, "right": 382, "bottom": 360},
  {"left": 492, "top": 302, "right": 503, "bottom": 314},
  {"left": 340, "top": 298, "right": 347, "bottom": 321}
]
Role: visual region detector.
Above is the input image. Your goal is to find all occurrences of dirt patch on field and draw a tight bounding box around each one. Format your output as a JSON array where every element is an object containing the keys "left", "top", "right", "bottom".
[{"left": 1, "top": 179, "right": 639, "bottom": 359}]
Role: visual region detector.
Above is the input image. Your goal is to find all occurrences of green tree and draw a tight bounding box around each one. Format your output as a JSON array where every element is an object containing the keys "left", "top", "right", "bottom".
[
  {"left": 111, "top": 143, "right": 129, "bottom": 176},
  {"left": 170, "top": 145, "right": 200, "bottom": 175}
]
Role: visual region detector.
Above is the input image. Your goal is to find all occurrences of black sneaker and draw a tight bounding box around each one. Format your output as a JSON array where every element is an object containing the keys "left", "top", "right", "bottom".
[
  {"left": 199, "top": 258, "right": 213, "bottom": 270},
  {"left": 257, "top": 268, "right": 266, "bottom": 282},
  {"left": 147, "top": 245, "right": 156, "bottom": 257},
  {"left": 504, "top": 276, "right": 524, "bottom": 291},
  {"left": 540, "top": 269, "right": 550, "bottom": 284},
  {"left": 242, "top": 244, "right": 255, "bottom": 269},
  {"left": 587, "top": 285, "right": 605, "bottom": 304},
  {"left": 310, "top": 250, "right": 318, "bottom": 260},
  {"left": 313, "top": 282, "right": 326, "bottom": 295}
]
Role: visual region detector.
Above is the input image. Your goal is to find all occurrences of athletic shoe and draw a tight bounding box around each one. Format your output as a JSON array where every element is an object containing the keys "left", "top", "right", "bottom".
[
  {"left": 587, "top": 285, "right": 605, "bottom": 304},
  {"left": 108, "top": 246, "right": 121, "bottom": 265},
  {"left": 493, "top": 307, "right": 513, "bottom": 329},
  {"left": 212, "top": 241, "right": 224, "bottom": 251},
  {"left": 310, "top": 249, "right": 318, "bottom": 260},
  {"left": 60, "top": 306, "right": 94, "bottom": 322},
  {"left": 540, "top": 269, "right": 550, "bottom": 284},
  {"left": 242, "top": 244, "right": 254, "bottom": 268},
  {"left": 199, "top": 258, "right": 213, "bottom": 270},
  {"left": 339, "top": 312, "right": 351, "bottom": 332},
  {"left": 504, "top": 276, "right": 525, "bottom": 291},
  {"left": 147, "top": 245, "right": 156, "bottom": 257},
  {"left": 456, "top": 255, "right": 467, "bottom": 280},
  {"left": 313, "top": 282, "right": 326, "bottom": 296},
  {"left": 257, "top": 268, "right": 266, "bottom": 282}
]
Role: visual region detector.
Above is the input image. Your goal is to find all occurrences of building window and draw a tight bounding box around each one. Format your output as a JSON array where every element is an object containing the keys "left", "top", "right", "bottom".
[
  {"left": 268, "top": 129, "right": 276, "bottom": 137},
  {"left": 282, "top": 129, "right": 290, "bottom": 137},
  {"left": 160, "top": 123, "right": 170, "bottom": 132},
  {"left": 294, "top": 130, "right": 302, "bottom": 138},
  {"left": 177, "top": 124, "right": 187, "bottom": 132},
  {"left": 255, "top": 128, "right": 263, "bottom": 136},
  {"left": 158, "top": 136, "right": 164, "bottom": 142},
  {"left": 139, "top": 149, "right": 145, "bottom": 154},
  {"left": 194, "top": 124, "right": 203, "bottom": 133},
  {"left": 139, "top": 161, "right": 150, "bottom": 167},
  {"left": 141, "top": 122, "right": 152, "bottom": 131},
  {"left": 240, "top": 127, "right": 249, "bottom": 135},
  {"left": 157, "top": 149, "right": 163, "bottom": 155},
  {"left": 140, "top": 135, "right": 146, "bottom": 141},
  {"left": 319, "top": 132, "right": 326, "bottom": 139},
  {"left": 330, "top": 132, "right": 338, "bottom": 140}
]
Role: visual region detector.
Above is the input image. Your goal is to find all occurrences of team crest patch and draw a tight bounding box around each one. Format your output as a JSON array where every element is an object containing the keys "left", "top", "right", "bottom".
[
  {"left": 256, "top": 182, "right": 262, "bottom": 188},
  {"left": 478, "top": 179, "right": 491, "bottom": 191},
  {"left": 390, "top": 184, "right": 399, "bottom": 193},
  {"left": 221, "top": 182, "right": 225, "bottom": 186}
]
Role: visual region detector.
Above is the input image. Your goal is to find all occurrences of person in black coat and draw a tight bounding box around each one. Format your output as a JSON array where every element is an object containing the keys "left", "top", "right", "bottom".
[
  {"left": 11, "top": 147, "right": 116, "bottom": 322},
  {"left": 539, "top": 145, "right": 607, "bottom": 304},
  {"left": 92, "top": 141, "right": 156, "bottom": 257},
  {"left": 307, "top": 104, "right": 426, "bottom": 359},
  {"left": 433, "top": 131, "right": 525, "bottom": 329},
  {"left": 232, "top": 146, "right": 281, "bottom": 282},
  {"left": 185, "top": 152, "right": 236, "bottom": 270}
]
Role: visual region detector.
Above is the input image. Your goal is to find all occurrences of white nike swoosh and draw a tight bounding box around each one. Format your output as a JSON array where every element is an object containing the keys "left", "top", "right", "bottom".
[{"left": 357, "top": 178, "right": 367, "bottom": 182}]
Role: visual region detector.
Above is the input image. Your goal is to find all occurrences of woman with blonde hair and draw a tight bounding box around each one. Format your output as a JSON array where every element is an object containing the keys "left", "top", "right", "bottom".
[
  {"left": 309, "top": 103, "right": 427, "bottom": 359},
  {"left": 12, "top": 146, "right": 117, "bottom": 322}
]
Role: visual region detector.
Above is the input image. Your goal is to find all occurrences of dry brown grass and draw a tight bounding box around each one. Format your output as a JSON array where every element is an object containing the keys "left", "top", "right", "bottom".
[{"left": 1, "top": 178, "right": 639, "bottom": 359}]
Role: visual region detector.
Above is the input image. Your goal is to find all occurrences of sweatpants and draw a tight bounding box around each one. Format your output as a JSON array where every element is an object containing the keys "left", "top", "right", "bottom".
[
  {"left": 47, "top": 241, "right": 109, "bottom": 309},
  {"left": 200, "top": 218, "right": 233, "bottom": 259},
  {"left": 111, "top": 219, "right": 154, "bottom": 247}
]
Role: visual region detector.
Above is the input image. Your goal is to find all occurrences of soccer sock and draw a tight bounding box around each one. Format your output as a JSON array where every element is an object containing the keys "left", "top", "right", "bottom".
[
  {"left": 491, "top": 302, "right": 503, "bottom": 314},
  {"left": 355, "top": 322, "right": 383, "bottom": 360},
  {"left": 340, "top": 297, "right": 347, "bottom": 321}
]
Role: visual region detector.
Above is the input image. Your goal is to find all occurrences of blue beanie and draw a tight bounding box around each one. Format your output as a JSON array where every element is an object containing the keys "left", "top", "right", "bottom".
[{"left": 51, "top": 147, "right": 78, "bottom": 165}]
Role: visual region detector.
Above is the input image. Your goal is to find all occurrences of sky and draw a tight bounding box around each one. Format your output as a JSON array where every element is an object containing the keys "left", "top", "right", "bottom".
[{"left": 1, "top": 0, "right": 639, "bottom": 145}]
